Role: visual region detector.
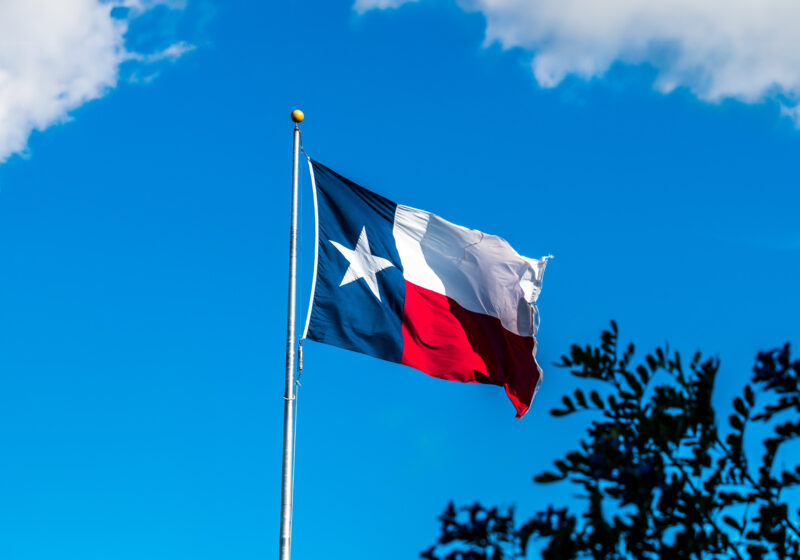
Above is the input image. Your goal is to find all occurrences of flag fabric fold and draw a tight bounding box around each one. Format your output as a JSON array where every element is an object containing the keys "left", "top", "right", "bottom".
[{"left": 303, "top": 159, "right": 548, "bottom": 418}]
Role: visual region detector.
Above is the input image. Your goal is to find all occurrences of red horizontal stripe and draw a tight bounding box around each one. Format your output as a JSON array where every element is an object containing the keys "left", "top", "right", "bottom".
[{"left": 400, "top": 281, "right": 540, "bottom": 418}]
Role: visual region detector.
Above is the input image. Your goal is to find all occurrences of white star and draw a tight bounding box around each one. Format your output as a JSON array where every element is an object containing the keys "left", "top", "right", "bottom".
[{"left": 329, "top": 226, "right": 395, "bottom": 301}]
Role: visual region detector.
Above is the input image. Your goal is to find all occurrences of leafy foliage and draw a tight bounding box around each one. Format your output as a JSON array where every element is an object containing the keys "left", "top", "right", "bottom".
[{"left": 422, "top": 323, "right": 800, "bottom": 559}]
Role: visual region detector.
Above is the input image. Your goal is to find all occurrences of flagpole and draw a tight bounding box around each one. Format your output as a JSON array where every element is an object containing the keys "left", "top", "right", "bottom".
[{"left": 279, "top": 109, "right": 304, "bottom": 560}]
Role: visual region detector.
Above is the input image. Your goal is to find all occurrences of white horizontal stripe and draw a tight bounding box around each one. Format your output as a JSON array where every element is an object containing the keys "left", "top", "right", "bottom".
[
  {"left": 392, "top": 205, "right": 446, "bottom": 294},
  {"left": 393, "top": 204, "right": 547, "bottom": 337}
]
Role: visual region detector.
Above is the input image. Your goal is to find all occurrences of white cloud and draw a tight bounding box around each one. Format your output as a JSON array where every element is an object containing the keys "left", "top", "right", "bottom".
[
  {"left": 138, "top": 41, "right": 196, "bottom": 62},
  {"left": 0, "top": 0, "right": 191, "bottom": 164},
  {"left": 354, "top": 0, "right": 417, "bottom": 13},
  {"left": 357, "top": 0, "right": 800, "bottom": 119}
]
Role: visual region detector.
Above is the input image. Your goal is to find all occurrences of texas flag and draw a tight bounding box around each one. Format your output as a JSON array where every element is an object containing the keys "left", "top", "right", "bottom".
[{"left": 302, "top": 160, "right": 549, "bottom": 418}]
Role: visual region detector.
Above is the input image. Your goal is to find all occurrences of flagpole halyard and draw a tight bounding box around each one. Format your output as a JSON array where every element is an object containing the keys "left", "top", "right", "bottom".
[
  {"left": 279, "top": 109, "right": 303, "bottom": 560},
  {"left": 301, "top": 158, "right": 319, "bottom": 340}
]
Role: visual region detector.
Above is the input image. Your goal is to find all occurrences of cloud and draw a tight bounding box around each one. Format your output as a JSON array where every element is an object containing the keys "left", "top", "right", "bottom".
[
  {"left": 354, "top": 0, "right": 418, "bottom": 13},
  {"left": 356, "top": 0, "right": 800, "bottom": 119},
  {"left": 137, "top": 41, "right": 196, "bottom": 62},
  {"left": 0, "top": 0, "right": 192, "bottom": 164}
]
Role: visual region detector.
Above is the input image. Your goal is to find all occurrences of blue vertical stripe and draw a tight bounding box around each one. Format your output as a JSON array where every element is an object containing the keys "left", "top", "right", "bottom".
[{"left": 306, "top": 160, "right": 406, "bottom": 364}]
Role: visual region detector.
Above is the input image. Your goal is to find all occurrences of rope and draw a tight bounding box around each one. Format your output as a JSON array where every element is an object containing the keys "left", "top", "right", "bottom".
[{"left": 299, "top": 133, "right": 309, "bottom": 159}]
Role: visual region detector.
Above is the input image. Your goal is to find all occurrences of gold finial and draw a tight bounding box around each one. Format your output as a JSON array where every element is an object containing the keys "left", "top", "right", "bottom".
[{"left": 291, "top": 109, "right": 305, "bottom": 123}]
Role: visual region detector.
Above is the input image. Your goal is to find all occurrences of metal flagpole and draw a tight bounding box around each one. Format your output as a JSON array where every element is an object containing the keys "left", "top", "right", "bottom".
[{"left": 279, "top": 109, "right": 304, "bottom": 560}]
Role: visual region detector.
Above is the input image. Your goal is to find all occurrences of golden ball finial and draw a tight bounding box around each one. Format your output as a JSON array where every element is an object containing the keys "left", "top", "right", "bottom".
[{"left": 291, "top": 109, "right": 305, "bottom": 123}]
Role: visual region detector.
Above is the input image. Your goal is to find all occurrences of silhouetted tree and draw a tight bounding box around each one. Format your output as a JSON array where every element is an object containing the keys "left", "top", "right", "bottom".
[{"left": 423, "top": 322, "right": 800, "bottom": 559}]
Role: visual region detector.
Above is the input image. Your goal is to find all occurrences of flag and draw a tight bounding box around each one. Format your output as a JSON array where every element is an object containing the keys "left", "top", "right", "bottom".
[{"left": 302, "top": 159, "right": 549, "bottom": 418}]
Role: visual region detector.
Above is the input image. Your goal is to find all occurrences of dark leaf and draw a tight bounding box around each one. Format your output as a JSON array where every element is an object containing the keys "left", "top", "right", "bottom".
[
  {"left": 744, "top": 384, "right": 755, "bottom": 407},
  {"left": 534, "top": 472, "right": 564, "bottom": 483},
  {"left": 733, "top": 397, "right": 747, "bottom": 417},
  {"left": 589, "top": 391, "right": 604, "bottom": 409},
  {"left": 566, "top": 452, "right": 583, "bottom": 464},
  {"left": 623, "top": 371, "right": 644, "bottom": 397},
  {"left": 722, "top": 516, "right": 742, "bottom": 532},
  {"left": 550, "top": 408, "right": 571, "bottom": 417}
]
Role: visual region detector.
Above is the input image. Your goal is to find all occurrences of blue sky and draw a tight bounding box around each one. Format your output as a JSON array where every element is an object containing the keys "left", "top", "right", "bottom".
[{"left": 1, "top": 1, "right": 799, "bottom": 559}]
